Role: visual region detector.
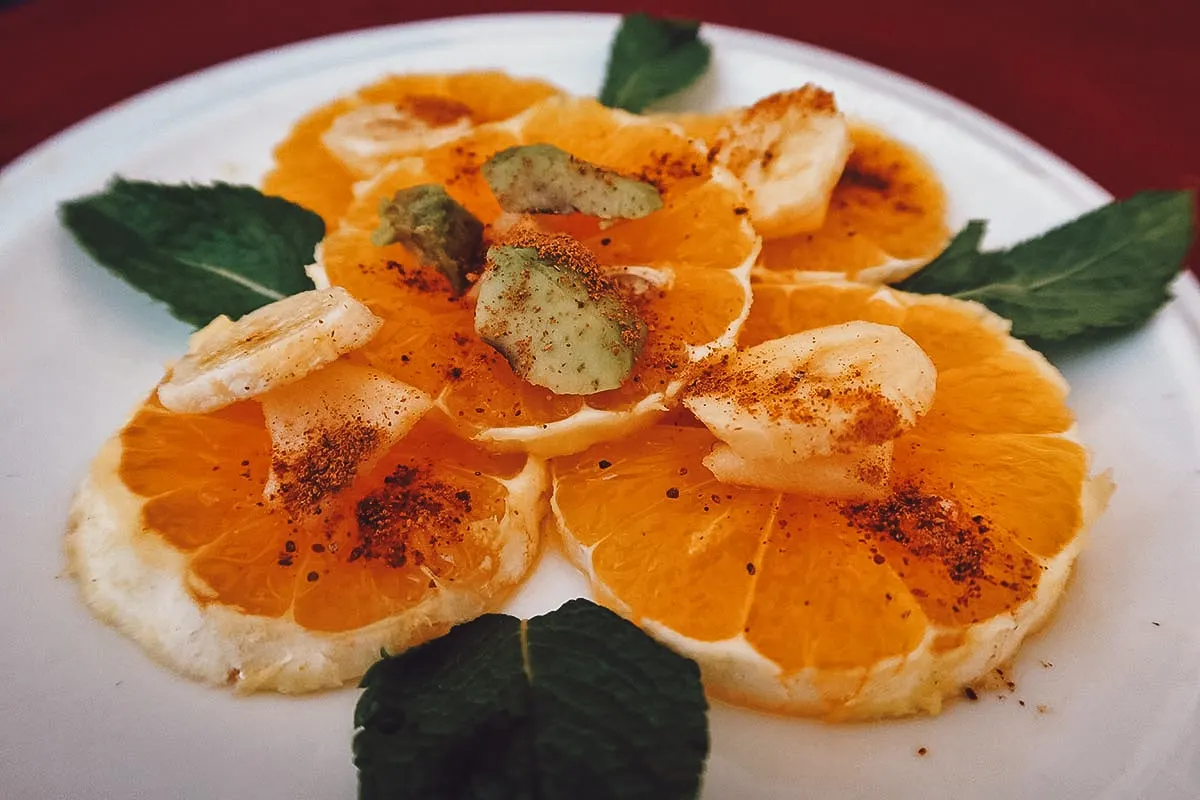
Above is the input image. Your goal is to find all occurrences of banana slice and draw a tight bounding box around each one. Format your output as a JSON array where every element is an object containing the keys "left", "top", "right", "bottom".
[
  {"left": 157, "top": 287, "right": 382, "bottom": 414},
  {"left": 322, "top": 99, "right": 475, "bottom": 178},
  {"left": 710, "top": 85, "right": 852, "bottom": 238},
  {"left": 683, "top": 321, "right": 936, "bottom": 497},
  {"left": 260, "top": 360, "right": 433, "bottom": 512}
]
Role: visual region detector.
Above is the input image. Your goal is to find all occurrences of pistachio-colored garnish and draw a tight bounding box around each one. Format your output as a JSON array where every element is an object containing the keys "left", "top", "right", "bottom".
[
  {"left": 371, "top": 184, "right": 484, "bottom": 295},
  {"left": 475, "top": 231, "right": 647, "bottom": 395},
  {"left": 482, "top": 143, "right": 663, "bottom": 220}
]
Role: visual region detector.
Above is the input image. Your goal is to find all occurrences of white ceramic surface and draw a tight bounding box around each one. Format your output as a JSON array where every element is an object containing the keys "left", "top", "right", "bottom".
[{"left": 1, "top": 13, "right": 1197, "bottom": 800}]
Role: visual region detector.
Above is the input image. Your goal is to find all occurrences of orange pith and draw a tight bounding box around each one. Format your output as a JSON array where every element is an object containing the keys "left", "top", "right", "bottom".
[
  {"left": 320, "top": 97, "right": 757, "bottom": 450},
  {"left": 119, "top": 394, "right": 530, "bottom": 633},
  {"left": 261, "top": 71, "right": 561, "bottom": 228},
  {"left": 758, "top": 125, "right": 949, "bottom": 278},
  {"left": 550, "top": 281, "right": 1088, "bottom": 701}
]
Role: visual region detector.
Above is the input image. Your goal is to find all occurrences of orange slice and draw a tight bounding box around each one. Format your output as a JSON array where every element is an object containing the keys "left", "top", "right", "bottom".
[
  {"left": 757, "top": 125, "right": 951, "bottom": 283},
  {"left": 261, "top": 71, "right": 562, "bottom": 227},
  {"left": 666, "top": 96, "right": 951, "bottom": 283},
  {"left": 549, "top": 281, "right": 1111, "bottom": 720},
  {"left": 318, "top": 96, "right": 759, "bottom": 457},
  {"left": 66, "top": 393, "right": 545, "bottom": 693}
]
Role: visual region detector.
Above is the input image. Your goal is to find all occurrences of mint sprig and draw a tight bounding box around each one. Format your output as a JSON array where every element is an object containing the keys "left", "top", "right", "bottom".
[
  {"left": 599, "top": 13, "right": 711, "bottom": 113},
  {"left": 60, "top": 179, "right": 322, "bottom": 327},
  {"left": 895, "top": 190, "right": 1196, "bottom": 343},
  {"left": 353, "top": 599, "right": 709, "bottom": 800}
]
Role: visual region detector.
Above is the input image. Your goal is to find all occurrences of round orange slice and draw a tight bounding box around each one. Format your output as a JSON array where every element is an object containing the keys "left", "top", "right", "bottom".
[
  {"left": 548, "top": 281, "right": 1112, "bottom": 720},
  {"left": 66, "top": 393, "right": 545, "bottom": 693},
  {"left": 756, "top": 125, "right": 950, "bottom": 283},
  {"left": 666, "top": 97, "right": 950, "bottom": 283},
  {"left": 261, "top": 71, "right": 562, "bottom": 227},
  {"left": 318, "top": 96, "right": 759, "bottom": 457}
]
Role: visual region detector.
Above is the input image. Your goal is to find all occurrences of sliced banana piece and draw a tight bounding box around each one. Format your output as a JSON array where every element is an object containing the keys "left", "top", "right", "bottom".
[
  {"left": 683, "top": 321, "right": 936, "bottom": 498},
  {"left": 710, "top": 85, "right": 852, "bottom": 238},
  {"left": 322, "top": 99, "right": 475, "bottom": 178},
  {"left": 157, "top": 287, "right": 383, "bottom": 415},
  {"left": 260, "top": 360, "right": 433, "bottom": 512}
]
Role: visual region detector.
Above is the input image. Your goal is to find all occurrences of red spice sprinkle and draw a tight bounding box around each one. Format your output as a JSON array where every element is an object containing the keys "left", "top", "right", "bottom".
[
  {"left": 352, "top": 463, "right": 474, "bottom": 570},
  {"left": 271, "top": 422, "right": 382, "bottom": 514},
  {"left": 838, "top": 482, "right": 1034, "bottom": 608},
  {"left": 917, "top": 747, "right": 928, "bottom": 756},
  {"left": 396, "top": 94, "right": 474, "bottom": 126}
]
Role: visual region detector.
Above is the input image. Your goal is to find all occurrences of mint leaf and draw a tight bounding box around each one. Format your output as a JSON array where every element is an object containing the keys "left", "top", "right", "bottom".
[
  {"left": 353, "top": 598, "right": 709, "bottom": 800},
  {"left": 60, "top": 178, "right": 322, "bottom": 327},
  {"left": 599, "top": 13, "right": 711, "bottom": 113},
  {"left": 895, "top": 190, "right": 1196, "bottom": 342}
]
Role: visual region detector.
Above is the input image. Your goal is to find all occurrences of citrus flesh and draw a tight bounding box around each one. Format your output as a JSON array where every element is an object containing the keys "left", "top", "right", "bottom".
[
  {"left": 66, "top": 393, "right": 545, "bottom": 692},
  {"left": 757, "top": 126, "right": 950, "bottom": 282},
  {"left": 318, "top": 96, "right": 759, "bottom": 456},
  {"left": 549, "top": 281, "right": 1110, "bottom": 719},
  {"left": 667, "top": 104, "right": 951, "bottom": 283},
  {"left": 261, "top": 71, "right": 561, "bottom": 227}
]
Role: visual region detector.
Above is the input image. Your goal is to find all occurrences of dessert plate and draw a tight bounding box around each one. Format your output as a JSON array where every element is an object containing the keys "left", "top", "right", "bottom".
[{"left": 1, "top": 13, "right": 1197, "bottom": 799}]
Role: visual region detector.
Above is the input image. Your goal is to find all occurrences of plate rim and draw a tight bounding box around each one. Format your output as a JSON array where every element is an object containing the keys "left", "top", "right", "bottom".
[{"left": 1, "top": 12, "right": 1199, "bottom": 799}]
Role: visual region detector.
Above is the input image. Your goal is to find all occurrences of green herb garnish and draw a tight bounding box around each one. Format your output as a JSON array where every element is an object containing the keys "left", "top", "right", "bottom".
[
  {"left": 599, "top": 13, "right": 711, "bottom": 113},
  {"left": 353, "top": 599, "right": 709, "bottom": 800},
  {"left": 59, "top": 178, "right": 322, "bottom": 327},
  {"left": 895, "top": 190, "right": 1196, "bottom": 343}
]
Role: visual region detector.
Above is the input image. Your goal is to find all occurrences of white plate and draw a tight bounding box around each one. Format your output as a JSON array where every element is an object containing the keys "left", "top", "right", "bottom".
[{"left": 2, "top": 13, "right": 1198, "bottom": 800}]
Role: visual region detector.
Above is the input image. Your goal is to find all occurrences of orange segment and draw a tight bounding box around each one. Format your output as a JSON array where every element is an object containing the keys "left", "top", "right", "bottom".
[
  {"left": 895, "top": 431, "right": 1089, "bottom": 559},
  {"left": 262, "top": 72, "right": 560, "bottom": 227},
  {"left": 124, "top": 399, "right": 270, "bottom": 550},
  {"left": 922, "top": 350, "right": 1072, "bottom": 435},
  {"left": 757, "top": 125, "right": 950, "bottom": 281},
  {"left": 740, "top": 282, "right": 903, "bottom": 346},
  {"left": 321, "top": 97, "right": 758, "bottom": 456},
  {"left": 553, "top": 426, "right": 773, "bottom": 641},
  {"left": 118, "top": 396, "right": 537, "bottom": 634},
  {"left": 262, "top": 98, "right": 359, "bottom": 229},
  {"left": 745, "top": 499, "right": 927, "bottom": 672},
  {"left": 189, "top": 514, "right": 297, "bottom": 618},
  {"left": 550, "top": 281, "right": 1103, "bottom": 719}
]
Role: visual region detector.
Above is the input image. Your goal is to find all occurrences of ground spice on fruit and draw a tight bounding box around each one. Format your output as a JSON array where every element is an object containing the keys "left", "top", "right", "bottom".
[
  {"left": 396, "top": 95, "right": 474, "bottom": 127},
  {"left": 839, "top": 482, "right": 1032, "bottom": 606},
  {"left": 270, "top": 422, "right": 382, "bottom": 514},
  {"left": 686, "top": 352, "right": 904, "bottom": 446},
  {"left": 350, "top": 463, "right": 474, "bottom": 570}
]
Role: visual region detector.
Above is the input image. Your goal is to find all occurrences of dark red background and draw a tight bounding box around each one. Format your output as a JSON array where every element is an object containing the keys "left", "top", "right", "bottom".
[{"left": 3, "top": 0, "right": 1197, "bottom": 270}]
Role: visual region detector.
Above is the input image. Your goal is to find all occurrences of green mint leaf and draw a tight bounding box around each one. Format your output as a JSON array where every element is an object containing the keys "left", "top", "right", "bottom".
[
  {"left": 599, "top": 13, "right": 712, "bottom": 113},
  {"left": 353, "top": 598, "right": 709, "bottom": 800},
  {"left": 59, "top": 178, "right": 322, "bottom": 327},
  {"left": 894, "top": 190, "right": 1195, "bottom": 342}
]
